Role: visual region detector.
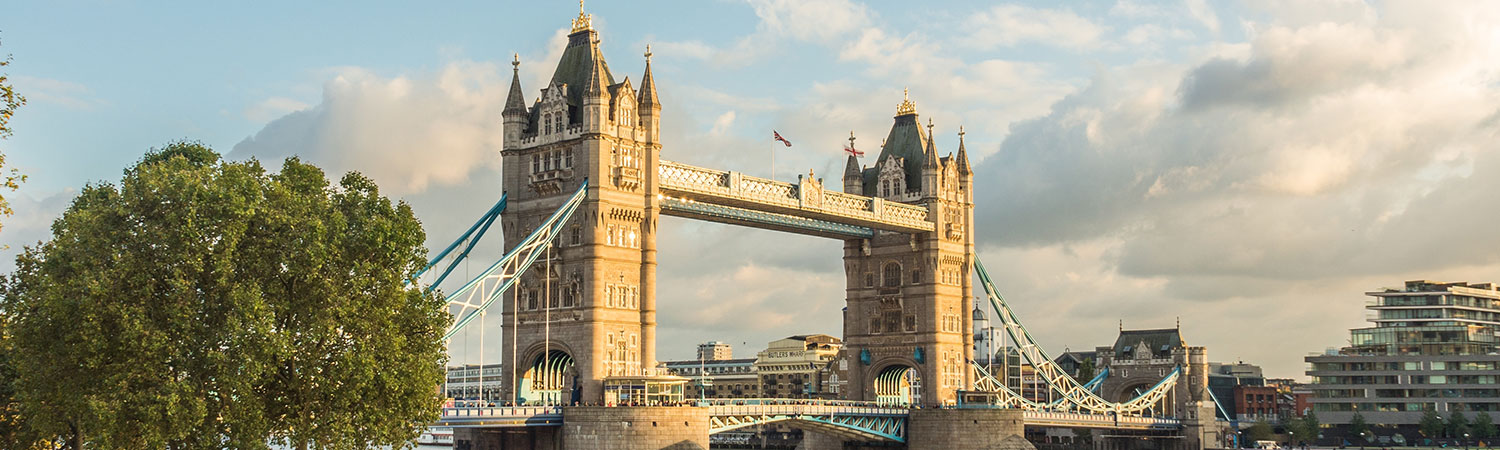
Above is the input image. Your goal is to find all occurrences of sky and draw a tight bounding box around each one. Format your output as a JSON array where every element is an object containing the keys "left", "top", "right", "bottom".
[{"left": 3, "top": 0, "right": 1500, "bottom": 380}]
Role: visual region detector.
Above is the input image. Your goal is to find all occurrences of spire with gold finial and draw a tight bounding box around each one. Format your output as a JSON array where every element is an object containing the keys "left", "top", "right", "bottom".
[
  {"left": 896, "top": 87, "right": 917, "bottom": 116},
  {"left": 571, "top": 0, "right": 593, "bottom": 32}
]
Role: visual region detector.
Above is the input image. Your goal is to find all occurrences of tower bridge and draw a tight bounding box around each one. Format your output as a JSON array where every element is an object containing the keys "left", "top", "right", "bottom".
[{"left": 417, "top": 6, "right": 1230, "bottom": 449}]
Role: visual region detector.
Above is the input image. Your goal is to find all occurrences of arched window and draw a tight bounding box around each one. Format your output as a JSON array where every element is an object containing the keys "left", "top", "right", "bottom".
[
  {"left": 543, "top": 113, "right": 552, "bottom": 134},
  {"left": 883, "top": 262, "right": 902, "bottom": 288}
]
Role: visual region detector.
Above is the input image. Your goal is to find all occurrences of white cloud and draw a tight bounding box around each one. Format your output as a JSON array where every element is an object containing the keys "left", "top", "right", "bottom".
[
  {"left": 12, "top": 76, "right": 104, "bottom": 110},
  {"left": 230, "top": 60, "right": 507, "bottom": 196},
  {"left": 963, "top": 5, "right": 1107, "bottom": 50},
  {"left": 970, "top": 0, "right": 1500, "bottom": 377},
  {"left": 243, "top": 97, "right": 310, "bottom": 122}
]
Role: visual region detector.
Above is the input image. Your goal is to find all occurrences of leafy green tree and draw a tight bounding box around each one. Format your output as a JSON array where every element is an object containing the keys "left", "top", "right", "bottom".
[
  {"left": 1077, "top": 358, "right": 1096, "bottom": 382},
  {"left": 1247, "top": 419, "right": 1276, "bottom": 442},
  {"left": 1285, "top": 416, "right": 1311, "bottom": 444},
  {"left": 2, "top": 143, "right": 448, "bottom": 449},
  {"left": 1350, "top": 411, "right": 1370, "bottom": 441},
  {"left": 1449, "top": 411, "right": 1470, "bottom": 439},
  {"left": 1304, "top": 411, "right": 1320, "bottom": 438},
  {"left": 1474, "top": 411, "right": 1495, "bottom": 440},
  {"left": 0, "top": 34, "right": 28, "bottom": 233},
  {"left": 1421, "top": 407, "right": 1446, "bottom": 439}
]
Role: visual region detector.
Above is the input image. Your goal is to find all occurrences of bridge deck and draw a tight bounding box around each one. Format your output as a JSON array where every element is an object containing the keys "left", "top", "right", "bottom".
[
  {"left": 436, "top": 402, "right": 1181, "bottom": 434},
  {"left": 658, "top": 160, "right": 935, "bottom": 236}
]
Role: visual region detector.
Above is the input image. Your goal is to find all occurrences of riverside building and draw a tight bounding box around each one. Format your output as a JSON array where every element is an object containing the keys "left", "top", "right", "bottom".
[{"left": 1305, "top": 280, "right": 1500, "bottom": 429}]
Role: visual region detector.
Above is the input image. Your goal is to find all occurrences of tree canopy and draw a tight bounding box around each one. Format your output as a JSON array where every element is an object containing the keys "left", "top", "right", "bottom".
[
  {"left": 1, "top": 142, "right": 448, "bottom": 449},
  {"left": 1, "top": 34, "right": 28, "bottom": 232}
]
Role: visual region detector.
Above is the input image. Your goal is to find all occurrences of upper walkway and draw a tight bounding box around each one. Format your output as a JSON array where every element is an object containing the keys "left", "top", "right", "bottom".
[{"left": 657, "top": 160, "right": 935, "bottom": 239}]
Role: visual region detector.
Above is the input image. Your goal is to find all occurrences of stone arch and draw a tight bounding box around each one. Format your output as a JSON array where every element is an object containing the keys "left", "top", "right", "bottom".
[
  {"left": 872, "top": 363, "right": 922, "bottom": 406},
  {"left": 519, "top": 343, "right": 579, "bottom": 405}
]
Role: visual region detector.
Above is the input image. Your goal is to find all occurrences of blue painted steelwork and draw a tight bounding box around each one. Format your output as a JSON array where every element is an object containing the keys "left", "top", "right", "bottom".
[
  {"left": 442, "top": 181, "right": 588, "bottom": 339},
  {"left": 659, "top": 197, "right": 874, "bottom": 239},
  {"left": 1083, "top": 367, "right": 1109, "bottom": 393},
  {"left": 409, "top": 193, "right": 507, "bottom": 288},
  {"left": 706, "top": 403, "right": 908, "bottom": 442}
]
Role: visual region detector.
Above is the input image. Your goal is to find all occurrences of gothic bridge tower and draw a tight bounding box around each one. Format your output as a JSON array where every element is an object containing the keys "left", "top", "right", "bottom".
[
  {"left": 497, "top": 6, "right": 662, "bottom": 403},
  {"left": 840, "top": 92, "right": 977, "bottom": 407}
]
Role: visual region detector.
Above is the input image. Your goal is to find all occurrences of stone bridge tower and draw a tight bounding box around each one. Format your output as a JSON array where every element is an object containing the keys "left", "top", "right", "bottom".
[
  {"left": 840, "top": 93, "right": 977, "bottom": 407},
  {"left": 497, "top": 7, "right": 662, "bottom": 403},
  {"left": 1097, "top": 328, "right": 1223, "bottom": 448}
]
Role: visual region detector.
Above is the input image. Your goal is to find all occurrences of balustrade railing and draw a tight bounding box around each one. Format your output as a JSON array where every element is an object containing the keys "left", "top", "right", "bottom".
[{"left": 658, "top": 160, "right": 933, "bottom": 232}]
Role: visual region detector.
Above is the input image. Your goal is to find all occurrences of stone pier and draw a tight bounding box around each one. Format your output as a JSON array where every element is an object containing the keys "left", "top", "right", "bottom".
[
  {"left": 561, "top": 406, "right": 709, "bottom": 450},
  {"left": 908, "top": 408, "right": 1035, "bottom": 450}
]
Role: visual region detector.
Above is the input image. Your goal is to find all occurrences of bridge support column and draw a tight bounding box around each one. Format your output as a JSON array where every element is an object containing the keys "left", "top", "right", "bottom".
[
  {"left": 908, "top": 409, "right": 1035, "bottom": 450},
  {"left": 454, "top": 427, "right": 562, "bottom": 450},
  {"left": 561, "top": 406, "right": 708, "bottom": 450}
]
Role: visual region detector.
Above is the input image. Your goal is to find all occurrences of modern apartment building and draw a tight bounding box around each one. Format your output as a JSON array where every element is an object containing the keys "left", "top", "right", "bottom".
[{"left": 1306, "top": 280, "right": 1500, "bottom": 427}]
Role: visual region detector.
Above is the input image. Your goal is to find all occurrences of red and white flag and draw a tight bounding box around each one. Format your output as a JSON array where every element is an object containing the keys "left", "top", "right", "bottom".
[
  {"left": 844, "top": 144, "right": 865, "bottom": 157},
  {"left": 773, "top": 130, "right": 792, "bottom": 147}
]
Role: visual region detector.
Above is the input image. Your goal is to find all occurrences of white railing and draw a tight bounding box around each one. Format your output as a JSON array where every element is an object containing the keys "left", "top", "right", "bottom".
[
  {"left": 658, "top": 160, "right": 933, "bottom": 232},
  {"left": 441, "top": 405, "right": 563, "bottom": 418},
  {"left": 710, "top": 404, "right": 909, "bottom": 418}
]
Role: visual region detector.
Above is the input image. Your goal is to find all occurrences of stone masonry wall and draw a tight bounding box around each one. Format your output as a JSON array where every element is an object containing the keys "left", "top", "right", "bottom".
[
  {"left": 561, "top": 406, "right": 709, "bottom": 450},
  {"left": 908, "top": 409, "right": 1034, "bottom": 450}
]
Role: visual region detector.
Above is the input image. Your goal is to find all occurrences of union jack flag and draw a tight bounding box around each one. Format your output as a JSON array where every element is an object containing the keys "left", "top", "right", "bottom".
[{"left": 773, "top": 130, "right": 792, "bottom": 147}]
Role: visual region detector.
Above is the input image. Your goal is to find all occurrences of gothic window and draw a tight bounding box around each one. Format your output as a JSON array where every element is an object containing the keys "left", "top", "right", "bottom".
[
  {"left": 527, "top": 289, "right": 538, "bottom": 310},
  {"left": 605, "top": 286, "right": 615, "bottom": 308},
  {"left": 883, "top": 262, "right": 902, "bottom": 288},
  {"left": 869, "top": 317, "right": 881, "bottom": 334},
  {"left": 565, "top": 149, "right": 574, "bottom": 168},
  {"left": 555, "top": 114, "right": 563, "bottom": 132},
  {"left": 606, "top": 225, "right": 615, "bottom": 246},
  {"left": 563, "top": 283, "right": 577, "bottom": 308},
  {"left": 904, "top": 314, "right": 917, "bottom": 332},
  {"left": 911, "top": 269, "right": 921, "bottom": 284},
  {"left": 570, "top": 225, "right": 582, "bottom": 246},
  {"left": 531, "top": 154, "right": 540, "bottom": 173},
  {"left": 883, "top": 309, "right": 902, "bottom": 333},
  {"left": 627, "top": 228, "right": 637, "bottom": 248},
  {"left": 865, "top": 273, "right": 874, "bottom": 287}
]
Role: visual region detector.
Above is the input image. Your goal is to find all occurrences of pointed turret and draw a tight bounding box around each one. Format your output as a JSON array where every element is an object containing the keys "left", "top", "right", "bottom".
[
  {"left": 639, "top": 45, "right": 660, "bottom": 110},
  {"left": 844, "top": 131, "right": 862, "bottom": 194},
  {"left": 922, "top": 118, "right": 940, "bottom": 198},
  {"left": 638, "top": 45, "right": 662, "bottom": 143},
  {"left": 956, "top": 126, "right": 972, "bottom": 176},
  {"left": 503, "top": 54, "right": 528, "bottom": 148},
  {"left": 923, "top": 118, "right": 940, "bottom": 169},
  {"left": 504, "top": 54, "right": 528, "bottom": 116}
]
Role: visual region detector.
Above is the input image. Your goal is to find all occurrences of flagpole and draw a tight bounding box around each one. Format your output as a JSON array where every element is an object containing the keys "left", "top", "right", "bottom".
[{"left": 771, "top": 141, "right": 776, "bottom": 181}]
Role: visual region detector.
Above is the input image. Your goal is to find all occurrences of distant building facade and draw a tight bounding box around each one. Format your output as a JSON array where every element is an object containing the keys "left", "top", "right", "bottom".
[
  {"left": 1306, "top": 280, "right": 1500, "bottom": 428},
  {"left": 662, "top": 357, "right": 759, "bottom": 399},
  {"left": 756, "top": 335, "right": 843, "bottom": 398},
  {"left": 445, "top": 364, "right": 504, "bottom": 400},
  {"left": 698, "top": 341, "right": 733, "bottom": 361}
]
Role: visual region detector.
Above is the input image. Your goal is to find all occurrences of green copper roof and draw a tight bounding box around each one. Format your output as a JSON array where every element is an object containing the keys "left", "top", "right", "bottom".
[
  {"left": 545, "top": 29, "right": 616, "bottom": 123},
  {"left": 1113, "top": 329, "right": 1184, "bottom": 359},
  {"left": 862, "top": 112, "right": 929, "bottom": 194}
]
